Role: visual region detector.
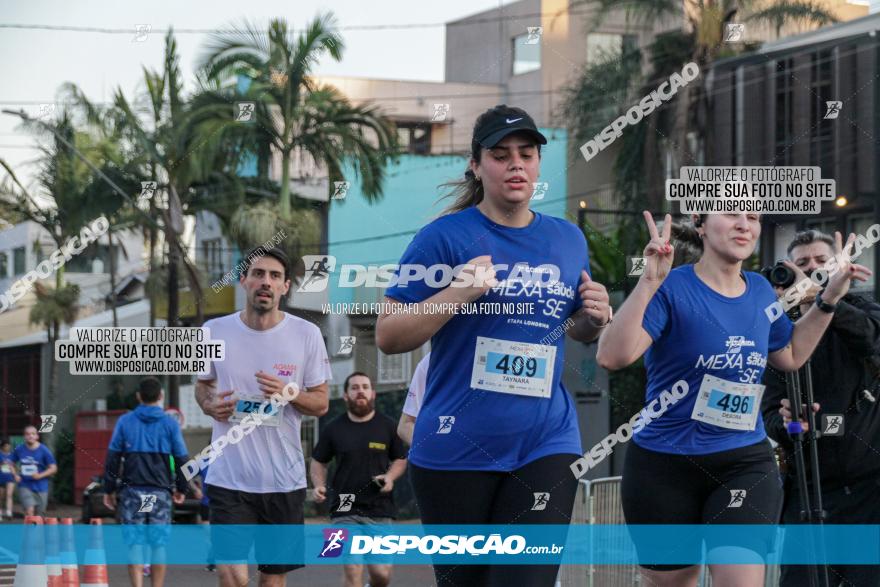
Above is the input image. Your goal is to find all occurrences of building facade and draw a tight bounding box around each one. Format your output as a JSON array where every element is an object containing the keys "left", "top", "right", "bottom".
[{"left": 708, "top": 12, "right": 880, "bottom": 299}]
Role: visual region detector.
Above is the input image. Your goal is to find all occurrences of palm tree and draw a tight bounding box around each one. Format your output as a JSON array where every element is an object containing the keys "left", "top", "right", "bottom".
[
  {"left": 198, "top": 14, "right": 399, "bottom": 254},
  {"left": 0, "top": 111, "right": 126, "bottom": 415},
  {"left": 102, "top": 30, "right": 257, "bottom": 405},
  {"left": 0, "top": 113, "right": 123, "bottom": 289},
  {"left": 109, "top": 30, "right": 252, "bottom": 326},
  {"left": 60, "top": 82, "right": 150, "bottom": 327},
  {"left": 565, "top": 0, "right": 837, "bottom": 208},
  {"left": 30, "top": 282, "right": 80, "bottom": 416}
]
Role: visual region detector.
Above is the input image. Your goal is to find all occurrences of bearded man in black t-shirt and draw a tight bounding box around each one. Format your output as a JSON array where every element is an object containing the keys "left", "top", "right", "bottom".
[{"left": 310, "top": 371, "right": 408, "bottom": 587}]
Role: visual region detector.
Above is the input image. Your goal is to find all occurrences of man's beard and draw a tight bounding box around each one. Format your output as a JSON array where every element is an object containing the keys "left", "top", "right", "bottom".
[
  {"left": 346, "top": 396, "right": 375, "bottom": 417},
  {"left": 250, "top": 291, "right": 275, "bottom": 314}
]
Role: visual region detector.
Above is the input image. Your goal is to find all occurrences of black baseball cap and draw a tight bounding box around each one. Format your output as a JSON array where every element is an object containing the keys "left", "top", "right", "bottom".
[{"left": 473, "top": 105, "right": 548, "bottom": 148}]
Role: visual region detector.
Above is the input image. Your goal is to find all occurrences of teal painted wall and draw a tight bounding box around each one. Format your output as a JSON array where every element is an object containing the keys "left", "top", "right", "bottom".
[{"left": 328, "top": 128, "right": 569, "bottom": 304}]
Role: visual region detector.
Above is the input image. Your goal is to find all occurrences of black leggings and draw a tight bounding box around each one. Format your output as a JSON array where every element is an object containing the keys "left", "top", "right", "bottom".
[
  {"left": 621, "top": 439, "right": 783, "bottom": 570},
  {"left": 410, "top": 453, "right": 580, "bottom": 587}
]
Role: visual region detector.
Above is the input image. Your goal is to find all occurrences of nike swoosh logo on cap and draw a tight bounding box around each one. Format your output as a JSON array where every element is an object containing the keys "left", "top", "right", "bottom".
[{"left": 506, "top": 117, "right": 523, "bottom": 123}]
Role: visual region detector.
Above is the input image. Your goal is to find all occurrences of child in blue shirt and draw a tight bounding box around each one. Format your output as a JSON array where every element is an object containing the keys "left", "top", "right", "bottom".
[
  {"left": 11, "top": 426, "right": 57, "bottom": 516},
  {"left": 0, "top": 439, "right": 16, "bottom": 519}
]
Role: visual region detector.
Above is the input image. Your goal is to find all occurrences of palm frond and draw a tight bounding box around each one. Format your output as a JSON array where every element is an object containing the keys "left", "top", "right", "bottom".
[{"left": 745, "top": 0, "right": 837, "bottom": 32}]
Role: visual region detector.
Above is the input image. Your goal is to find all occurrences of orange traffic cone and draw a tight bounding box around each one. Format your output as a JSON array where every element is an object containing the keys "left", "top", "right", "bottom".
[
  {"left": 13, "top": 515, "right": 47, "bottom": 587},
  {"left": 80, "top": 519, "right": 108, "bottom": 587},
  {"left": 45, "top": 518, "right": 62, "bottom": 586},
  {"left": 59, "top": 518, "right": 79, "bottom": 587}
]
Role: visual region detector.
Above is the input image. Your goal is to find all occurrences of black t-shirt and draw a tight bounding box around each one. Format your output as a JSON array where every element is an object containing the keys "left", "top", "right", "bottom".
[{"left": 312, "top": 412, "right": 408, "bottom": 519}]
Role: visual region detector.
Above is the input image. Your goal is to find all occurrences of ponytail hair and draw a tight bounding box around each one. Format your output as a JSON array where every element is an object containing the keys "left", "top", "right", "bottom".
[
  {"left": 439, "top": 149, "right": 485, "bottom": 215},
  {"left": 671, "top": 215, "right": 705, "bottom": 266}
]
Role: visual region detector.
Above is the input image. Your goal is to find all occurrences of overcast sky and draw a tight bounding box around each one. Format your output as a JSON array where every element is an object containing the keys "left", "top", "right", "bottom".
[{"left": 0, "top": 0, "right": 512, "bottom": 188}]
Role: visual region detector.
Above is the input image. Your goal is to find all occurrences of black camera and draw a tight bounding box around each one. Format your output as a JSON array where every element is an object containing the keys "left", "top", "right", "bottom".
[{"left": 761, "top": 261, "right": 796, "bottom": 289}]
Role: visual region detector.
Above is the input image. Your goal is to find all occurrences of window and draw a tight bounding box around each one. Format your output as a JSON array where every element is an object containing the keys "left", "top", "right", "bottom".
[
  {"left": 586, "top": 33, "right": 638, "bottom": 66},
  {"left": 512, "top": 33, "right": 541, "bottom": 75},
  {"left": 772, "top": 222, "right": 797, "bottom": 262},
  {"left": 12, "top": 247, "right": 25, "bottom": 276},
  {"left": 396, "top": 122, "right": 431, "bottom": 155},
  {"left": 774, "top": 58, "right": 794, "bottom": 166},
  {"left": 377, "top": 350, "right": 411, "bottom": 384},
  {"left": 202, "top": 239, "right": 224, "bottom": 281},
  {"left": 849, "top": 214, "right": 875, "bottom": 292},
  {"left": 0, "top": 252, "right": 7, "bottom": 278},
  {"left": 65, "top": 244, "right": 115, "bottom": 273},
  {"left": 810, "top": 49, "right": 834, "bottom": 178},
  {"left": 803, "top": 217, "right": 837, "bottom": 235}
]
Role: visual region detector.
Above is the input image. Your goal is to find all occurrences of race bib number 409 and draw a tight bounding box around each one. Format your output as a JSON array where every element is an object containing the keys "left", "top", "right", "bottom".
[{"left": 470, "top": 336, "right": 556, "bottom": 399}]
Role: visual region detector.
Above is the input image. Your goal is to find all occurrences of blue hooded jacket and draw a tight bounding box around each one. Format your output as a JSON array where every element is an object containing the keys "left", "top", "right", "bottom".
[{"left": 103, "top": 405, "right": 189, "bottom": 494}]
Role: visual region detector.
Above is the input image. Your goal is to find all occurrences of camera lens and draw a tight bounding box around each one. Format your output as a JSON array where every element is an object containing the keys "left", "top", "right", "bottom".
[
  {"left": 770, "top": 264, "right": 795, "bottom": 289},
  {"left": 761, "top": 262, "right": 796, "bottom": 289}
]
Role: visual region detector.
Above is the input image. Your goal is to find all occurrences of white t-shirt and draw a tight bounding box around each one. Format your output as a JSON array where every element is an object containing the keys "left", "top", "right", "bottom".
[
  {"left": 402, "top": 352, "right": 430, "bottom": 418},
  {"left": 198, "top": 312, "right": 331, "bottom": 493}
]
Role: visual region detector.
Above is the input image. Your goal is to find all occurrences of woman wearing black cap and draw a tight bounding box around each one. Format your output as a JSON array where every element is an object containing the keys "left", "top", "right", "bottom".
[{"left": 377, "top": 105, "right": 611, "bottom": 586}]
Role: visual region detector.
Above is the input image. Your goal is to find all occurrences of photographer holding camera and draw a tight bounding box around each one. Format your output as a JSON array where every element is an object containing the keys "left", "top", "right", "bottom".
[{"left": 761, "top": 229, "right": 880, "bottom": 586}]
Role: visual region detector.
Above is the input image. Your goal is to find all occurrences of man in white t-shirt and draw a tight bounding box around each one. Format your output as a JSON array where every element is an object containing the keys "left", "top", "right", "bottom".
[
  {"left": 196, "top": 246, "right": 331, "bottom": 587},
  {"left": 397, "top": 351, "right": 430, "bottom": 445}
]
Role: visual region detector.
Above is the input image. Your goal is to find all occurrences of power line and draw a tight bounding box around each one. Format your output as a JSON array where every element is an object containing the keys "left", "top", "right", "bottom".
[
  {"left": 1, "top": 37, "right": 875, "bottom": 112},
  {"left": 0, "top": 9, "right": 593, "bottom": 35},
  {"left": 0, "top": 89, "right": 552, "bottom": 107}
]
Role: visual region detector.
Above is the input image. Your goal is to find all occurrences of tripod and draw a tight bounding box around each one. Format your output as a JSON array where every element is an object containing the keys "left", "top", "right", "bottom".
[{"left": 785, "top": 357, "right": 831, "bottom": 587}]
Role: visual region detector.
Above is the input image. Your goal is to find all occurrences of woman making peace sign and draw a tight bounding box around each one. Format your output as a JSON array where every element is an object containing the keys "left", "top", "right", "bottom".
[{"left": 597, "top": 212, "right": 871, "bottom": 587}]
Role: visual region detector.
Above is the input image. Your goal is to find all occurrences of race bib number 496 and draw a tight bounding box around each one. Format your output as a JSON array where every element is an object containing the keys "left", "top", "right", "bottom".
[{"left": 691, "top": 374, "right": 764, "bottom": 431}]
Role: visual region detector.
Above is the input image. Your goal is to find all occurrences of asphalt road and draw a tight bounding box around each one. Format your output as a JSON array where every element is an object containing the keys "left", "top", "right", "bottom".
[
  {"left": 5, "top": 504, "right": 440, "bottom": 586},
  {"left": 108, "top": 563, "right": 439, "bottom": 586}
]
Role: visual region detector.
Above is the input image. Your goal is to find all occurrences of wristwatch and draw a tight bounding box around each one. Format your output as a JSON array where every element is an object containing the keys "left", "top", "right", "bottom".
[{"left": 815, "top": 290, "right": 838, "bottom": 314}]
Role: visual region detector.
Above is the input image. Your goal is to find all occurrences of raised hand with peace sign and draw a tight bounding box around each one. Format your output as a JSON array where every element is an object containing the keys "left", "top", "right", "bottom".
[
  {"left": 595, "top": 210, "right": 676, "bottom": 371},
  {"left": 819, "top": 231, "right": 873, "bottom": 304},
  {"left": 641, "top": 211, "right": 674, "bottom": 286}
]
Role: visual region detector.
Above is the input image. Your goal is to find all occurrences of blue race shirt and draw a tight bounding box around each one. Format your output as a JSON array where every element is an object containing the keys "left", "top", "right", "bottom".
[
  {"left": 385, "top": 206, "right": 588, "bottom": 471},
  {"left": 12, "top": 443, "right": 56, "bottom": 493},
  {"left": 0, "top": 451, "right": 14, "bottom": 483},
  {"left": 637, "top": 264, "right": 794, "bottom": 454}
]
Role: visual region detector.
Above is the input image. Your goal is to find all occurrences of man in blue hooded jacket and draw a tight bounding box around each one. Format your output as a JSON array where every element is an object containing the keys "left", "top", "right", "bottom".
[{"left": 103, "top": 376, "right": 190, "bottom": 587}]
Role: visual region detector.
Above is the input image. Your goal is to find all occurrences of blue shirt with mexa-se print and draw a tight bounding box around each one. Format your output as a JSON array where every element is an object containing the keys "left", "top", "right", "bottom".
[
  {"left": 638, "top": 264, "right": 794, "bottom": 455},
  {"left": 385, "top": 206, "right": 590, "bottom": 471}
]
